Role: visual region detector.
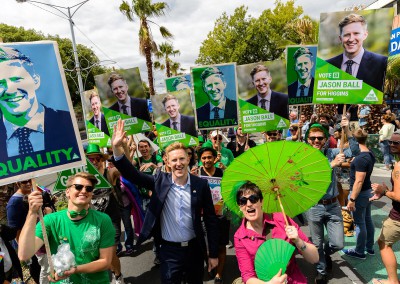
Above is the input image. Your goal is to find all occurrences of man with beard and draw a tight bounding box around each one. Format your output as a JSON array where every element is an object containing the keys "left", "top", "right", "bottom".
[
  {"left": 247, "top": 65, "right": 288, "bottom": 119},
  {"left": 161, "top": 94, "right": 197, "bottom": 137},
  {"left": 226, "top": 125, "right": 256, "bottom": 157},
  {"left": 305, "top": 117, "right": 359, "bottom": 284}
]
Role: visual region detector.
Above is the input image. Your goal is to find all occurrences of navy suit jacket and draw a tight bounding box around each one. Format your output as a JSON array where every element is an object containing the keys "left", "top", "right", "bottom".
[
  {"left": 161, "top": 114, "right": 197, "bottom": 137},
  {"left": 89, "top": 113, "right": 110, "bottom": 136},
  {"left": 0, "top": 105, "right": 81, "bottom": 176},
  {"left": 114, "top": 155, "right": 219, "bottom": 258},
  {"left": 196, "top": 97, "right": 238, "bottom": 123},
  {"left": 288, "top": 78, "right": 314, "bottom": 99},
  {"left": 109, "top": 97, "right": 151, "bottom": 122},
  {"left": 326, "top": 50, "right": 387, "bottom": 91},
  {"left": 247, "top": 91, "right": 289, "bottom": 119}
]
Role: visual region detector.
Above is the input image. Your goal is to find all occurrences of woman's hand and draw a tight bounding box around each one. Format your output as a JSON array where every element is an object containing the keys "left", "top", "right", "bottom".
[
  {"left": 267, "top": 269, "right": 287, "bottom": 284},
  {"left": 285, "top": 225, "right": 299, "bottom": 244}
]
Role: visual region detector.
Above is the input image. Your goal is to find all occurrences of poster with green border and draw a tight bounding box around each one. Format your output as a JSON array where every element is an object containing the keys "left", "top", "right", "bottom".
[
  {"left": 94, "top": 67, "right": 152, "bottom": 136},
  {"left": 313, "top": 9, "right": 393, "bottom": 105},
  {"left": 53, "top": 158, "right": 112, "bottom": 192},
  {"left": 286, "top": 45, "right": 317, "bottom": 106},
  {"left": 236, "top": 61, "right": 289, "bottom": 133},
  {"left": 151, "top": 92, "right": 198, "bottom": 149},
  {"left": 192, "top": 63, "right": 239, "bottom": 130}
]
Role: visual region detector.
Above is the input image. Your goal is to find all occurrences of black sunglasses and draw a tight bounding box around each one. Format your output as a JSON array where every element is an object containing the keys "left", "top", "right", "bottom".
[
  {"left": 70, "top": 184, "right": 94, "bottom": 192},
  {"left": 308, "top": 136, "right": 325, "bottom": 141},
  {"left": 266, "top": 132, "right": 278, "bottom": 137},
  {"left": 237, "top": 194, "right": 260, "bottom": 206},
  {"left": 20, "top": 180, "right": 32, "bottom": 184},
  {"left": 389, "top": 140, "right": 400, "bottom": 145},
  {"left": 213, "top": 136, "right": 223, "bottom": 141}
]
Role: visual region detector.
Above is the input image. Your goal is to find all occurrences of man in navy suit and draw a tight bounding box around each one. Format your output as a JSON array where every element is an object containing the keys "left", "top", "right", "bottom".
[
  {"left": 108, "top": 73, "right": 151, "bottom": 122},
  {"left": 88, "top": 91, "right": 110, "bottom": 136},
  {"left": 161, "top": 94, "right": 197, "bottom": 137},
  {"left": 326, "top": 13, "right": 387, "bottom": 92},
  {"left": 0, "top": 46, "right": 80, "bottom": 166},
  {"left": 196, "top": 67, "right": 238, "bottom": 125},
  {"left": 112, "top": 119, "right": 218, "bottom": 284},
  {"left": 288, "top": 47, "right": 315, "bottom": 104},
  {"left": 247, "top": 65, "right": 289, "bottom": 119}
]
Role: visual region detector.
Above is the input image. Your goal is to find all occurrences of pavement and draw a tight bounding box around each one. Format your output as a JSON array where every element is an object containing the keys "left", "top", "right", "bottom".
[{"left": 37, "top": 164, "right": 397, "bottom": 284}]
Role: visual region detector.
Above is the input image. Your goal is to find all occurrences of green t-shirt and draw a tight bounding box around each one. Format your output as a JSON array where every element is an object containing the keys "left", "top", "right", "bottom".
[
  {"left": 134, "top": 154, "right": 163, "bottom": 174},
  {"left": 36, "top": 209, "right": 115, "bottom": 283}
]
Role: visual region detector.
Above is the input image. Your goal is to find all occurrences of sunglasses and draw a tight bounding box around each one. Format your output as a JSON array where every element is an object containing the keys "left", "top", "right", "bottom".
[
  {"left": 20, "top": 179, "right": 32, "bottom": 184},
  {"left": 213, "top": 137, "right": 223, "bottom": 141},
  {"left": 389, "top": 140, "right": 400, "bottom": 145},
  {"left": 70, "top": 184, "right": 94, "bottom": 192},
  {"left": 237, "top": 194, "right": 260, "bottom": 206},
  {"left": 266, "top": 132, "right": 278, "bottom": 137},
  {"left": 88, "top": 156, "right": 102, "bottom": 163},
  {"left": 308, "top": 136, "right": 325, "bottom": 141}
]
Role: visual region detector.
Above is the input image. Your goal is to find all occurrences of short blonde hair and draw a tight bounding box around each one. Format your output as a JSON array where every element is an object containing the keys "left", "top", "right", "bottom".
[
  {"left": 66, "top": 172, "right": 98, "bottom": 188},
  {"left": 165, "top": 142, "right": 187, "bottom": 157}
]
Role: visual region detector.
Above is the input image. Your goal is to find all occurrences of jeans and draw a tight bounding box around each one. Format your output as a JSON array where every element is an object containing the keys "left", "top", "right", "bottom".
[
  {"left": 120, "top": 204, "right": 134, "bottom": 249},
  {"left": 353, "top": 190, "right": 375, "bottom": 254},
  {"left": 306, "top": 201, "right": 344, "bottom": 275},
  {"left": 380, "top": 140, "right": 393, "bottom": 166}
]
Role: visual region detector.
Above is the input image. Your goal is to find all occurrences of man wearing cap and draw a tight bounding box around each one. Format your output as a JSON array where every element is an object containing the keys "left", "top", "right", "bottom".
[
  {"left": 305, "top": 117, "right": 359, "bottom": 284},
  {"left": 201, "top": 131, "right": 234, "bottom": 169},
  {"left": 85, "top": 144, "right": 125, "bottom": 283},
  {"left": 18, "top": 172, "right": 115, "bottom": 283},
  {"left": 263, "top": 130, "right": 282, "bottom": 143}
]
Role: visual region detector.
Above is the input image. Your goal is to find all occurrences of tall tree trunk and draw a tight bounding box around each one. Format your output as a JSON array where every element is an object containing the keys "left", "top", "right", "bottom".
[
  {"left": 166, "top": 57, "right": 171, "bottom": 78},
  {"left": 145, "top": 46, "right": 155, "bottom": 96}
]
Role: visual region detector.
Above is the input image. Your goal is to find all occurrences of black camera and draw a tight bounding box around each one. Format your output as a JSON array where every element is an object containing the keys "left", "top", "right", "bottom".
[{"left": 42, "top": 190, "right": 56, "bottom": 212}]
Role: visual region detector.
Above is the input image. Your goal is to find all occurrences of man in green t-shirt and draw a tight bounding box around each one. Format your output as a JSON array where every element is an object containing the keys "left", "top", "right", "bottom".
[{"left": 18, "top": 172, "right": 115, "bottom": 283}]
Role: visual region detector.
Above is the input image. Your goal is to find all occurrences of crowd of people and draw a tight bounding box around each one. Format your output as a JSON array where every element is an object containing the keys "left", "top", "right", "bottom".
[{"left": 1, "top": 109, "right": 400, "bottom": 284}]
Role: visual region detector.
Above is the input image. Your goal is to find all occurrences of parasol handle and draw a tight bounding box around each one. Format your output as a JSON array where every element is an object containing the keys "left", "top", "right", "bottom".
[
  {"left": 276, "top": 191, "right": 289, "bottom": 227},
  {"left": 340, "top": 105, "right": 347, "bottom": 154},
  {"left": 33, "top": 180, "right": 55, "bottom": 277}
]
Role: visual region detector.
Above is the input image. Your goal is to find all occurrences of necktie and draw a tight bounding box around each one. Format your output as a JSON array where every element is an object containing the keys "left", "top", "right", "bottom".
[
  {"left": 299, "top": 85, "right": 306, "bottom": 97},
  {"left": 12, "top": 127, "right": 34, "bottom": 155},
  {"left": 345, "top": 60, "right": 354, "bottom": 75},
  {"left": 68, "top": 209, "right": 88, "bottom": 218},
  {"left": 212, "top": 107, "right": 220, "bottom": 119},
  {"left": 121, "top": 105, "right": 128, "bottom": 115},
  {"left": 95, "top": 119, "right": 100, "bottom": 129},
  {"left": 172, "top": 121, "right": 178, "bottom": 130},
  {"left": 260, "top": 99, "right": 267, "bottom": 110}
]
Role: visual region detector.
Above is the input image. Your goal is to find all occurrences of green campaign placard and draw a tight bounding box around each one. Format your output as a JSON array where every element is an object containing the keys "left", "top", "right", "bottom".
[
  {"left": 156, "top": 123, "right": 198, "bottom": 149},
  {"left": 54, "top": 158, "right": 111, "bottom": 191},
  {"left": 313, "top": 57, "right": 381, "bottom": 104},
  {"left": 165, "top": 74, "right": 191, "bottom": 97},
  {"left": 104, "top": 107, "right": 152, "bottom": 136},
  {"left": 239, "top": 99, "right": 289, "bottom": 133},
  {"left": 86, "top": 121, "right": 111, "bottom": 147}
]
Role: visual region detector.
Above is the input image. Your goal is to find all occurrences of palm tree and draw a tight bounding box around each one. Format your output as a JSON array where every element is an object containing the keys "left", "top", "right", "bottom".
[
  {"left": 153, "top": 42, "right": 180, "bottom": 77},
  {"left": 170, "top": 61, "right": 185, "bottom": 77},
  {"left": 119, "top": 0, "right": 172, "bottom": 96}
]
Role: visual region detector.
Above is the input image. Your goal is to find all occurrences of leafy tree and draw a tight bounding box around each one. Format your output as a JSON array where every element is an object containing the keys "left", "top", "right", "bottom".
[
  {"left": 119, "top": 0, "right": 173, "bottom": 96},
  {"left": 153, "top": 42, "right": 180, "bottom": 77},
  {"left": 196, "top": 0, "right": 318, "bottom": 65},
  {"left": 0, "top": 24, "right": 109, "bottom": 106}
]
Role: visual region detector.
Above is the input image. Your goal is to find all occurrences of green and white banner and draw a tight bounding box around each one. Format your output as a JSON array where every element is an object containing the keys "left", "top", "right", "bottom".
[
  {"left": 156, "top": 123, "right": 198, "bottom": 149},
  {"left": 104, "top": 107, "right": 152, "bottom": 137}
]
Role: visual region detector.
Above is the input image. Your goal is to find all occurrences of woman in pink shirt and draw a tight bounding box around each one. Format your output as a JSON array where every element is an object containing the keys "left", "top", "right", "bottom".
[{"left": 234, "top": 181, "right": 319, "bottom": 284}]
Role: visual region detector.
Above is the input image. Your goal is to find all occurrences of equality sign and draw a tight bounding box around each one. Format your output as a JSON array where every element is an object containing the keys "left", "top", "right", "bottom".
[
  {"left": 0, "top": 41, "right": 85, "bottom": 186},
  {"left": 313, "top": 9, "right": 393, "bottom": 104},
  {"left": 192, "top": 63, "right": 239, "bottom": 130},
  {"left": 94, "top": 67, "right": 152, "bottom": 136},
  {"left": 54, "top": 158, "right": 112, "bottom": 192},
  {"left": 151, "top": 92, "right": 198, "bottom": 149},
  {"left": 200, "top": 176, "right": 223, "bottom": 215},
  {"left": 83, "top": 88, "right": 111, "bottom": 147},
  {"left": 286, "top": 46, "right": 317, "bottom": 106},
  {"left": 236, "top": 61, "right": 289, "bottom": 133}
]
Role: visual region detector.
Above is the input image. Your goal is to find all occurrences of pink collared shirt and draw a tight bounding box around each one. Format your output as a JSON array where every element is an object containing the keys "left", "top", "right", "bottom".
[{"left": 234, "top": 213, "right": 311, "bottom": 284}]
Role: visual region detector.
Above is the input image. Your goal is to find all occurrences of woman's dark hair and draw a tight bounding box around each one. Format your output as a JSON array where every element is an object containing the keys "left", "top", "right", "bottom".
[
  {"left": 236, "top": 181, "right": 263, "bottom": 204},
  {"left": 187, "top": 146, "right": 197, "bottom": 167}
]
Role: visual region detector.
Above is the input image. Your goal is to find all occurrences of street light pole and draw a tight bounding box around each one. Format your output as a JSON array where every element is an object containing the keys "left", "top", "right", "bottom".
[{"left": 16, "top": 0, "right": 89, "bottom": 98}]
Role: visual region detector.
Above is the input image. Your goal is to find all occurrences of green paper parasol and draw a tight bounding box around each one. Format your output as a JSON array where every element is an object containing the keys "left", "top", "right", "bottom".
[
  {"left": 221, "top": 141, "right": 332, "bottom": 220},
  {"left": 255, "top": 238, "right": 295, "bottom": 281}
]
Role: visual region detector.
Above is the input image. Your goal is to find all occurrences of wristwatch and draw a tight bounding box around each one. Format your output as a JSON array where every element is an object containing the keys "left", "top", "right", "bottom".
[
  {"left": 349, "top": 197, "right": 356, "bottom": 202},
  {"left": 383, "top": 189, "right": 389, "bottom": 196}
]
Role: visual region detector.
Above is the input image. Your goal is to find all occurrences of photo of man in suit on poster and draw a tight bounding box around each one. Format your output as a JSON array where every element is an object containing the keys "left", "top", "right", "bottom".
[
  {"left": 287, "top": 46, "right": 316, "bottom": 105},
  {"left": 247, "top": 65, "right": 289, "bottom": 119},
  {"left": 327, "top": 13, "right": 387, "bottom": 91},
  {"left": 88, "top": 90, "right": 110, "bottom": 137}
]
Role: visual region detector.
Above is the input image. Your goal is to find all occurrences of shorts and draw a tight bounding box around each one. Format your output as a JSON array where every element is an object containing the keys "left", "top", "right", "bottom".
[
  {"left": 378, "top": 217, "right": 400, "bottom": 246},
  {"left": 217, "top": 215, "right": 230, "bottom": 246}
]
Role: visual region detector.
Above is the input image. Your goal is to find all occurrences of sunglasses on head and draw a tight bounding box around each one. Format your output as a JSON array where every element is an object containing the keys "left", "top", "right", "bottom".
[
  {"left": 213, "top": 136, "right": 223, "bottom": 141},
  {"left": 308, "top": 136, "right": 325, "bottom": 141},
  {"left": 389, "top": 140, "right": 400, "bottom": 145},
  {"left": 266, "top": 132, "right": 278, "bottom": 137},
  {"left": 237, "top": 194, "right": 260, "bottom": 206},
  {"left": 70, "top": 184, "right": 94, "bottom": 192},
  {"left": 20, "top": 179, "right": 32, "bottom": 184}
]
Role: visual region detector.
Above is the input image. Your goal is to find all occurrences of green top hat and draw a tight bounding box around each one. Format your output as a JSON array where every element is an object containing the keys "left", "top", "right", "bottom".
[{"left": 86, "top": 144, "right": 109, "bottom": 159}]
